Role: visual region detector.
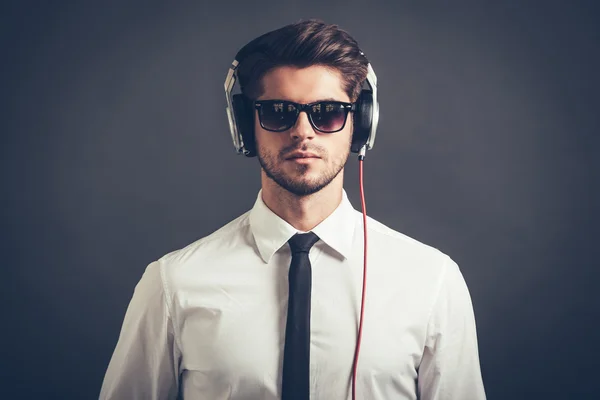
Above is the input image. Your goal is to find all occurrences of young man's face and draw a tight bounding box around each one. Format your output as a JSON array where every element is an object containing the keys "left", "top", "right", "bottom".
[{"left": 254, "top": 65, "right": 353, "bottom": 196}]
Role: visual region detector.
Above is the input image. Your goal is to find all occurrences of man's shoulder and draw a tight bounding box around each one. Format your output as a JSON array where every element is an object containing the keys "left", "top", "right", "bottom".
[
  {"left": 364, "top": 212, "right": 449, "bottom": 264},
  {"left": 158, "top": 210, "right": 253, "bottom": 267}
]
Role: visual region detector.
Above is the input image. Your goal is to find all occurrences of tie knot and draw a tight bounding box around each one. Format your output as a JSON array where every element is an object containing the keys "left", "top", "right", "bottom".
[{"left": 288, "top": 232, "right": 320, "bottom": 254}]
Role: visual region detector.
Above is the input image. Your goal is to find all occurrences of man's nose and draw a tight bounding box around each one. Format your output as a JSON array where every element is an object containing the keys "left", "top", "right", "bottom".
[{"left": 289, "top": 111, "right": 316, "bottom": 141}]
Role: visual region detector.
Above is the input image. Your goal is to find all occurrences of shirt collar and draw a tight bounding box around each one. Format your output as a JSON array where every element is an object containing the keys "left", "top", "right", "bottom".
[{"left": 249, "top": 189, "right": 356, "bottom": 263}]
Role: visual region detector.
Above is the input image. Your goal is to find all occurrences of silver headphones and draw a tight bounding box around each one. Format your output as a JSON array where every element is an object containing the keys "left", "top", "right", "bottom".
[{"left": 224, "top": 51, "right": 379, "bottom": 157}]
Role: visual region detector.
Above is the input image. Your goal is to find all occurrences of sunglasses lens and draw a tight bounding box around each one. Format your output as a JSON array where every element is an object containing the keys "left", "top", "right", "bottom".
[
  {"left": 310, "top": 102, "right": 348, "bottom": 133},
  {"left": 258, "top": 102, "right": 297, "bottom": 131}
]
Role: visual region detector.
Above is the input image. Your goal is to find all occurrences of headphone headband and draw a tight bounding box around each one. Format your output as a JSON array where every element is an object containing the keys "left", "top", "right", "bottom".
[
  {"left": 364, "top": 61, "right": 380, "bottom": 151},
  {"left": 224, "top": 59, "right": 246, "bottom": 154}
]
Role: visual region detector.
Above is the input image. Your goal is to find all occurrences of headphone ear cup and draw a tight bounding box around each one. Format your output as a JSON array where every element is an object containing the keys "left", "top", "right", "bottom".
[
  {"left": 232, "top": 94, "right": 256, "bottom": 157},
  {"left": 351, "top": 89, "right": 373, "bottom": 153}
]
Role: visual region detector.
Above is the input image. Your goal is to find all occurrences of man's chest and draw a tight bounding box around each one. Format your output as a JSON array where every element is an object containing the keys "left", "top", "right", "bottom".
[{"left": 172, "top": 253, "right": 427, "bottom": 397}]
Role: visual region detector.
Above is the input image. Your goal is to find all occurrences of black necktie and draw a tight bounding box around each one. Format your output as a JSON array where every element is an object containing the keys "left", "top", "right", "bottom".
[{"left": 282, "top": 232, "right": 320, "bottom": 400}]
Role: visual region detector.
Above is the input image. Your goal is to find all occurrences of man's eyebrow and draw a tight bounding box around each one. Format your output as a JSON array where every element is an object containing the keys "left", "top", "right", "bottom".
[
  {"left": 314, "top": 98, "right": 341, "bottom": 102},
  {"left": 258, "top": 97, "right": 347, "bottom": 103}
]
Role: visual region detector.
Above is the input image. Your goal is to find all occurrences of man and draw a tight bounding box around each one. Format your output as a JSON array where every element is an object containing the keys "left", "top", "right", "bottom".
[{"left": 100, "top": 20, "right": 486, "bottom": 399}]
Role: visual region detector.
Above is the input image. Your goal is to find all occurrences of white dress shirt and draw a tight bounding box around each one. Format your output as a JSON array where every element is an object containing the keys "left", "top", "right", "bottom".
[{"left": 100, "top": 190, "right": 486, "bottom": 399}]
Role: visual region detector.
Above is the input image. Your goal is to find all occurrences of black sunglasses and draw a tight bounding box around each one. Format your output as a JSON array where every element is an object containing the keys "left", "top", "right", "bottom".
[{"left": 254, "top": 100, "right": 355, "bottom": 133}]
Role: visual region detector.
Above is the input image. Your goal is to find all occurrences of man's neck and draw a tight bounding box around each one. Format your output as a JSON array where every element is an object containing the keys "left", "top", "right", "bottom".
[{"left": 260, "top": 171, "right": 344, "bottom": 232}]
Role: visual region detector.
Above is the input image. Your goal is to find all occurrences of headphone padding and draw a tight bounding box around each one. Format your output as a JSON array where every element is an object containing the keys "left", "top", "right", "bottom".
[
  {"left": 232, "top": 94, "right": 256, "bottom": 157},
  {"left": 351, "top": 89, "right": 373, "bottom": 153}
]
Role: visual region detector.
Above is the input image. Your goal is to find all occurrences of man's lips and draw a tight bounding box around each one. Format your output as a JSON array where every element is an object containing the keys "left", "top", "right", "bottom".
[{"left": 285, "top": 151, "right": 320, "bottom": 160}]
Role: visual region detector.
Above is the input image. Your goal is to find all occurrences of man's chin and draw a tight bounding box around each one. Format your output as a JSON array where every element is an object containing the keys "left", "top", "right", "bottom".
[
  {"left": 274, "top": 174, "right": 327, "bottom": 196},
  {"left": 281, "top": 184, "right": 325, "bottom": 197}
]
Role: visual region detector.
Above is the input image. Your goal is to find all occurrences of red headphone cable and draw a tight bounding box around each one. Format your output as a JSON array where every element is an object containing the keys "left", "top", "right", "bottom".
[{"left": 352, "top": 148, "right": 368, "bottom": 400}]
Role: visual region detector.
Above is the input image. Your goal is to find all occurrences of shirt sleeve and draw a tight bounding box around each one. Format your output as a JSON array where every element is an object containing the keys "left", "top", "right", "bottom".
[
  {"left": 99, "top": 260, "right": 180, "bottom": 400},
  {"left": 417, "top": 256, "right": 486, "bottom": 400}
]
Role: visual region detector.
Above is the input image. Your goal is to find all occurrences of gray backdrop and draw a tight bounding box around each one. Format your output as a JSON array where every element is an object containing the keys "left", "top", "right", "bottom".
[{"left": 2, "top": 1, "right": 599, "bottom": 399}]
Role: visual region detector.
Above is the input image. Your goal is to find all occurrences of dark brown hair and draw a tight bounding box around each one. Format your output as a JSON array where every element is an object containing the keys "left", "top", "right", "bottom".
[{"left": 236, "top": 19, "right": 369, "bottom": 102}]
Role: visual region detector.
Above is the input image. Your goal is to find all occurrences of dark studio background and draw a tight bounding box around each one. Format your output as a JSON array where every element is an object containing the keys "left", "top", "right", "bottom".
[{"left": 1, "top": 1, "right": 599, "bottom": 399}]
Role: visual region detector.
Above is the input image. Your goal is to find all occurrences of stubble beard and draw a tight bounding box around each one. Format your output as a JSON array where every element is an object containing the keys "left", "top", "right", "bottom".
[{"left": 257, "top": 143, "right": 350, "bottom": 197}]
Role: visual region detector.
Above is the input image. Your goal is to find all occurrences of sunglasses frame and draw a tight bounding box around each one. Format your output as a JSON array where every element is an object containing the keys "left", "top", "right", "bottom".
[{"left": 254, "top": 100, "right": 356, "bottom": 133}]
